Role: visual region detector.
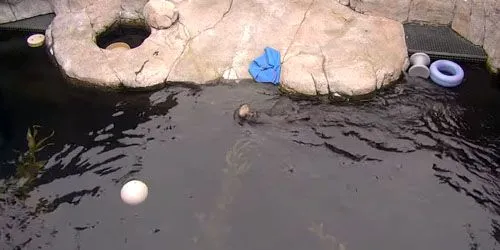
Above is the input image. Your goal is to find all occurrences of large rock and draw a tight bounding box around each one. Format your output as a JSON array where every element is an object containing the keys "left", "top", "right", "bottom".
[
  {"left": 143, "top": 0, "right": 178, "bottom": 29},
  {"left": 280, "top": 1, "right": 409, "bottom": 95},
  {"left": 46, "top": 0, "right": 408, "bottom": 96},
  {"left": 0, "top": 0, "right": 53, "bottom": 24}
]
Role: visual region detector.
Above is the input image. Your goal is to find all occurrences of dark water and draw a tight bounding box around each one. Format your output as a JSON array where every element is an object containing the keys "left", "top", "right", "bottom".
[
  {"left": 1, "top": 30, "right": 500, "bottom": 250},
  {"left": 95, "top": 24, "right": 151, "bottom": 49}
]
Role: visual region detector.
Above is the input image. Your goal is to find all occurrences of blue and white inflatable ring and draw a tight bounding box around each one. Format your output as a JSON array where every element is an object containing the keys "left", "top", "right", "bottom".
[{"left": 429, "top": 60, "right": 464, "bottom": 87}]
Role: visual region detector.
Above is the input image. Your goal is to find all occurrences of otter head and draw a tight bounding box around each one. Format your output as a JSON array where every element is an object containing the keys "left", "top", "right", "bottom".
[{"left": 238, "top": 104, "right": 251, "bottom": 118}]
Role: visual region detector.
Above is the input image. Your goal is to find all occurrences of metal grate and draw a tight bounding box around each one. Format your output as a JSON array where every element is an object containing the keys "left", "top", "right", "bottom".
[
  {"left": 0, "top": 13, "right": 55, "bottom": 32},
  {"left": 404, "top": 23, "right": 487, "bottom": 63}
]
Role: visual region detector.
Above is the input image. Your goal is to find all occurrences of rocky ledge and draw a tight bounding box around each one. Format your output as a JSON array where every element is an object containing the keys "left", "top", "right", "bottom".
[{"left": 45, "top": 0, "right": 409, "bottom": 96}]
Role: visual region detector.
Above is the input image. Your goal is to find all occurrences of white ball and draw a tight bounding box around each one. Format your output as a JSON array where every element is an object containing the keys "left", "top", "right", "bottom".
[{"left": 120, "top": 180, "right": 148, "bottom": 205}]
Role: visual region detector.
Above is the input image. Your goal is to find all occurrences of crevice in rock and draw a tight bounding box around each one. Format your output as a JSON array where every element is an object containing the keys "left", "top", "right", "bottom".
[
  {"left": 319, "top": 47, "right": 331, "bottom": 95},
  {"left": 310, "top": 73, "right": 320, "bottom": 96},
  {"left": 451, "top": 0, "right": 458, "bottom": 25},
  {"left": 67, "top": 0, "right": 71, "bottom": 13},
  {"left": 95, "top": 40, "right": 124, "bottom": 84},
  {"left": 407, "top": 0, "right": 413, "bottom": 22},
  {"left": 165, "top": 38, "right": 190, "bottom": 83},
  {"left": 164, "top": 21, "right": 191, "bottom": 82},
  {"left": 166, "top": 0, "right": 234, "bottom": 81},
  {"left": 220, "top": 0, "right": 234, "bottom": 24},
  {"left": 83, "top": 7, "right": 96, "bottom": 32},
  {"left": 99, "top": 48, "right": 124, "bottom": 85},
  {"left": 7, "top": 2, "right": 17, "bottom": 20},
  {"left": 282, "top": 0, "right": 315, "bottom": 63},
  {"left": 282, "top": 51, "right": 307, "bottom": 65},
  {"left": 200, "top": 0, "right": 234, "bottom": 35},
  {"left": 135, "top": 60, "right": 150, "bottom": 83}
]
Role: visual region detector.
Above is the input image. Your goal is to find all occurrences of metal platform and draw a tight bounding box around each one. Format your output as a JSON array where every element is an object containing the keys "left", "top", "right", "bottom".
[
  {"left": 404, "top": 23, "right": 487, "bottom": 63},
  {"left": 0, "top": 13, "right": 55, "bottom": 32}
]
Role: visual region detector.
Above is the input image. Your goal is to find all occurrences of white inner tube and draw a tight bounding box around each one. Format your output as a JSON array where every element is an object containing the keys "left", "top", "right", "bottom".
[{"left": 429, "top": 60, "right": 464, "bottom": 87}]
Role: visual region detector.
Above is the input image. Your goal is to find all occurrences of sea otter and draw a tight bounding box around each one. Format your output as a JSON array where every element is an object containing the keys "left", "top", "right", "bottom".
[{"left": 234, "top": 98, "right": 309, "bottom": 125}]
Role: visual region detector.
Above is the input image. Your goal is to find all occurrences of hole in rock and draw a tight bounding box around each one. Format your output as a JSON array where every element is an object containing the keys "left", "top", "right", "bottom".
[{"left": 96, "top": 23, "right": 151, "bottom": 50}]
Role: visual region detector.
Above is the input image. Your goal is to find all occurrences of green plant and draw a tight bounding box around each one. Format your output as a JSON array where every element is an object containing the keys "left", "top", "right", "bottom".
[
  {"left": 15, "top": 125, "right": 54, "bottom": 184},
  {"left": 1, "top": 126, "right": 54, "bottom": 200}
]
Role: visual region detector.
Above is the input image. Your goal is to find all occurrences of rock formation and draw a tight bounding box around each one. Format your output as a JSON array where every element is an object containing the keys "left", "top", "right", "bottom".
[
  {"left": 4, "top": 0, "right": 499, "bottom": 94},
  {"left": 40, "top": 0, "right": 409, "bottom": 96}
]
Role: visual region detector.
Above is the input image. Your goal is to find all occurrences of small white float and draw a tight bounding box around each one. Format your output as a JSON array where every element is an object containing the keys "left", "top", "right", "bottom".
[
  {"left": 27, "top": 34, "right": 45, "bottom": 47},
  {"left": 408, "top": 52, "right": 431, "bottom": 79},
  {"left": 106, "top": 42, "right": 131, "bottom": 51}
]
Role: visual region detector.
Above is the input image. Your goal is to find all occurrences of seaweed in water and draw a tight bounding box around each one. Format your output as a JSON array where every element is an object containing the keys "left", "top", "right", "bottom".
[{"left": 0, "top": 125, "right": 53, "bottom": 199}]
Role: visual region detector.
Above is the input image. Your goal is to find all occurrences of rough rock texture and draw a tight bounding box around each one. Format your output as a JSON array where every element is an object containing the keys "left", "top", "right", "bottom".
[
  {"left": 121, "top": 0, "right": 149, "bottom": 20},
  {"left": 0, "top": 3, "right": 16, "bottom": 23},
  {"left": 338, "top": 0, "right": 350, "bottom": 6},
  {"left": 346, "top": 0, "right": 456, "bottom": 24},
  {"left": 482, "top": 0, "right": 500, "bottom": 72},
  {"left": 143, "top": 0, "right": 178, "bottom": 29},
  {"left": 0, "top": 0, "right": 53, "bottom": 23},
  {"left": 408, "top": 0, "right": 456, "bottom": 24},
  {"left": 45, "top": 0, "right": 408, "bottom": 96},
  {"left": 451, "top": 0, "right": 500, "bottom": 73},
  {"left": 349, "top": 0, "right": 411, "bottom": 22}
]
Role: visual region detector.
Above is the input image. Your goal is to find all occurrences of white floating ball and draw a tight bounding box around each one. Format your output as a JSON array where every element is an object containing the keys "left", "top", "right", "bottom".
[
  {"left": 27, "top": 34, "right": 45, "bottom": 47},
  {"left": 120, "top": 180, "right": 148, "bottom": 205}
]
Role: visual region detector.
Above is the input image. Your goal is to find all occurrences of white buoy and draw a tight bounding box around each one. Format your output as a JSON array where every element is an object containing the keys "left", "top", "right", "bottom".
[
  {"left": 27, "top": 34, "right": 45, "bottom": 48},
  {"left": 120, "top": 180, "right": 148, "bottom": 205},
  {"left": 408, "top": 52, "right": 431, "bottom": 78}
]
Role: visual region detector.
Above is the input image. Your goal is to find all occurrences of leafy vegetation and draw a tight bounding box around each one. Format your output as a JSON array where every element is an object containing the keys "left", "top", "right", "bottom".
[{"left": 0, "top": 125, "right": 53, "bottom": 199}]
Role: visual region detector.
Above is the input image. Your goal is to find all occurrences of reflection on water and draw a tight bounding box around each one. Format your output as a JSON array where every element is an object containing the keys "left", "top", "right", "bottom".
[{"left": 1, "top": 30, "right": 500, "bottom": 249}]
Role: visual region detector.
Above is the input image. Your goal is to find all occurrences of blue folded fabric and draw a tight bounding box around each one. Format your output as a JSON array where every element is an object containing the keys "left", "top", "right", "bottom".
[{"left": 248, "top": 47, "right": 281, "bottom": 85}]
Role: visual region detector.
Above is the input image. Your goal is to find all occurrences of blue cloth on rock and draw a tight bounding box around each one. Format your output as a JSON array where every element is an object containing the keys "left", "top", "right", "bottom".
[{"left": 248, "top": 47, "right": 281, "bottom": 85}]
